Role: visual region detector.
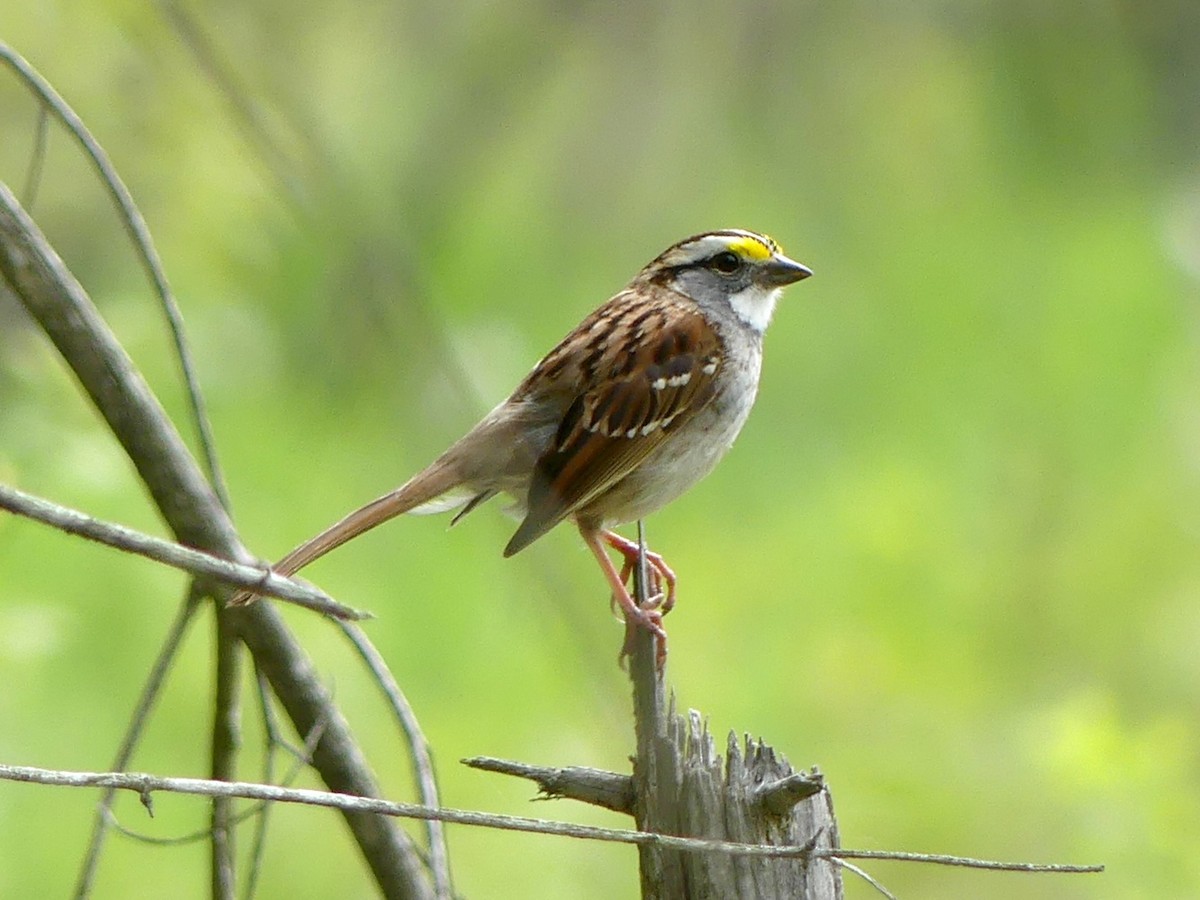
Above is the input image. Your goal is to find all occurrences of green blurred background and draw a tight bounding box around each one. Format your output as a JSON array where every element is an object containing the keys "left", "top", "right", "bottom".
[{"left": 2, "top": 2, "right": 1198, "bottom": 897}]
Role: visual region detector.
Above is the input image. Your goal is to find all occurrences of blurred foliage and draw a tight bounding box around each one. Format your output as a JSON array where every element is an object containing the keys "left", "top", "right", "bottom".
[{"left": 2, "top": 1, "right": 1199, "bottom": 897}]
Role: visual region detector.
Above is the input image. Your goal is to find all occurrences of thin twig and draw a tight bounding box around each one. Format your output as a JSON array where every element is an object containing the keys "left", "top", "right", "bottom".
[
  {"left": 158, "top": 1, "right": 309, "bottom": 208},
  {"left": 0, "top": 41, "right": 229, "bottom": 504},
  {"left": 235, "top": 604, "right": 435, "bottom": 898},
  {"left": 243, "top": 690, "right": 330, "bottom": 900},
  {"left": 831, "top": 858, "right": 898, "bottom": 900},
  {"left": 0, "top": 764, "right": 1103, "bottom": 873},
  {"left": 100, "top": 797, "right": 252, "bottom": 848},
  {"left": 20, "top": 104, "right": 48, "bottom": 208},
  {"left": 1, "top": 167, "right": 432, "bottom": 898},
  {"left": 0, "top": 482, "right": 366, "bottom": 620},
  {"left": 100, "top": 717, "right": 329, "bottom": 851},
  {"left": 73, "top": 588, "right": 205, "bottom": 898},
  {"left": 243, "top": 666, "right": 281, "bottom": 900},
  {"left": 211, "top": 612, "right": 243, "bottom": 900},
  {"left": 462, "top": 756, "right": 633, "bottom": 814},
  {"left": 338, "top": 622, "right": 453, "bottom": 899},
  {"left": 3, "top": 53, "right": 245, "bottom": 892}
]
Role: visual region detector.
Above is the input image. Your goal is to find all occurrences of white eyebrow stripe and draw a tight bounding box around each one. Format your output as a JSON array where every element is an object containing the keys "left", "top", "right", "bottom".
[{"left": 664, "top": 231, "right": 774, "bottom": 266}]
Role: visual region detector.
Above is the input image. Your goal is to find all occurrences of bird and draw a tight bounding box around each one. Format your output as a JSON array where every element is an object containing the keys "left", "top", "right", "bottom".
[{"left": 231, "top": 229, "right": 812, "bottom": 664}]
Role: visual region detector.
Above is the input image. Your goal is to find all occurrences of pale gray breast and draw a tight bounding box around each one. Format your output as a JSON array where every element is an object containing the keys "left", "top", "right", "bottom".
[{"left": 586, "top": 333, "right": 763, "bottom": 527}]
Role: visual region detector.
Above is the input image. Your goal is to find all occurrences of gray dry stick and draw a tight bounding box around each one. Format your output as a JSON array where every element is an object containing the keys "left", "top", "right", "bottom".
[{"left": 0, "top": 180, "right": 434, "bottom": 900}]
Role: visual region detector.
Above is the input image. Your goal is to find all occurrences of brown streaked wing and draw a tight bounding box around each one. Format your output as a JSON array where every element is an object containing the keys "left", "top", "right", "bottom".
[{"left": 503, "top": 301, "right": 722, "bottom": 555}]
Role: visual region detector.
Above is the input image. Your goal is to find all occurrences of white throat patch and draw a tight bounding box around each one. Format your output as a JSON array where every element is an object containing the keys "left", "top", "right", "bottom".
[{"left": 728, "top": 285, "right": 781, "bottom": 334}]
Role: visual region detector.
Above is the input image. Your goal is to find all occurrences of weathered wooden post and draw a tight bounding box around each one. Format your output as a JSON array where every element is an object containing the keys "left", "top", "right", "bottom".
[
  {"left": 625, "top": 612, "right": 841, "bottom": 898},
  {"left": 469, "top": 529, "right": 842, "bottom": 898}
]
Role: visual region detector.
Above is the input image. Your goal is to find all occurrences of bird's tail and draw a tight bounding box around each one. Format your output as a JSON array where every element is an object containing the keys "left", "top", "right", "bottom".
[{"left": 228, "top": 462, "right": 464, "bottom": 605}]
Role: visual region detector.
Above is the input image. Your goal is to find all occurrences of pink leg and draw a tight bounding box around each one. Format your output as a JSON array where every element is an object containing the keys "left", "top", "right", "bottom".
[
  {"left": 580, "top": 527, "right": 667, "bottom": 667},
  {"left": 601, "top": 530, "right": 677, "bottom": 614}
]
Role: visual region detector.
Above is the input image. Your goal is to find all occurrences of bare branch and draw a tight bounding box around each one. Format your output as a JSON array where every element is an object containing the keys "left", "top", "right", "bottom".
[
  {"left": 462, "top": 756, "right": 633, "bottom": 814},
  {"left": 20, "top": 104, "right": 48, "bottom": 207},
  {"left": 0, "top": 763, "right": 1104, "bottom": 874},
  {"left": 830, "top": 859, "right": 898, "bottom": 900},
  {"left": 95, "top": 716, "right": 329, "bottom": 850},
  {"left": 0, "top": 482, "right": 367, "bottom": 620},
  {"left": 338, "top": 623, "right": 453, "bottom": 899},
  {"left": 244, "top": 666, "right": 282, "bottom": 900},
  {"left": 73, "top": 589, "right": 205, "bottom": 898},
  {"left": 0, "top": 179, "right": 432, "bottom": 898},
  {"left": 211, "top": 613, "right": 243, "bottom": 900},
  {"left": 0, "top": 40, "right": 229, "bottom": 503}
]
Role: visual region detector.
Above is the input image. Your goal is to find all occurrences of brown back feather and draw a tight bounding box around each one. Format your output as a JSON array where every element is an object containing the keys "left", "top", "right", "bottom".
[{"left": 503, "top": 294, "right": 721, "bottom": 555}]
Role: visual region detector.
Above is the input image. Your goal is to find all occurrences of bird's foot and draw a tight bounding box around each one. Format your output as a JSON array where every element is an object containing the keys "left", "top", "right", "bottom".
[
  {"left": 581, "top": 526, "right": 670, "bottom": 670},
  {"left": 602, "top": 530, "right": 677, "bottom": 615}
]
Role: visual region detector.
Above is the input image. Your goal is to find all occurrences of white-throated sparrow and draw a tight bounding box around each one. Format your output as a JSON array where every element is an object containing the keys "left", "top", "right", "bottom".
[{"left": 233, "top": 229, "right": 811, "bottom": 664}]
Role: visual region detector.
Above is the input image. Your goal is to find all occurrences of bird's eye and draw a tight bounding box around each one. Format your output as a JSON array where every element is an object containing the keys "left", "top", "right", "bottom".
[{"left": 711, "top": 251, "right": 741, "bottom": 274}]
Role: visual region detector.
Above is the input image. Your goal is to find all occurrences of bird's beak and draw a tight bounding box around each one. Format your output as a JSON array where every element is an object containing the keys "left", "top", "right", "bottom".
[{"left": 760, "top": 254, "right": 813, "bottom": 287}]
